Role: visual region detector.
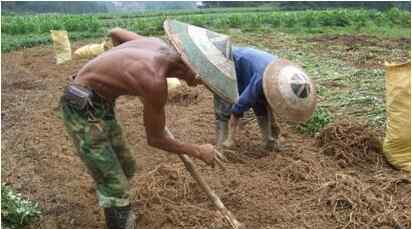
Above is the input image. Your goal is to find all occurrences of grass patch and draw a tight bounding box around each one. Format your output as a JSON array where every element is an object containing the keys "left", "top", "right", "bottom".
[
  {"left": 1, "top": 30, "right": 106, "bottom": 52},
  {"left": 1, "top": 183, "right": 41, "bottom": 229},
  {"left": 279, "top": 24, "right": 411, "bottom": 39}
]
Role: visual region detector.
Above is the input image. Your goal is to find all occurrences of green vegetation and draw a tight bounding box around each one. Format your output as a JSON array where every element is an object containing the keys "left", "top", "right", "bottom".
[
  {"left": 2, "top": 8, "right": 410, "bottom": 52},
  {"left": 297, "top": 107, "right": 333, "bottom": 136},
  {"left": 93, "top": 7, "right": 278, "bottom": 19},
  {"left": 2, "top": 14, "right": 102, "bottom": 34},
  {"left": 1, "top": 184, "right": 41, "bottom": 229},
  {"left": 3, "top": 1, "right": 409, "bottom": 15}
]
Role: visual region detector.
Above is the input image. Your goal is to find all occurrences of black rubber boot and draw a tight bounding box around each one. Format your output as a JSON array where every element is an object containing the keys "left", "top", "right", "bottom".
[
  {"left": 104, "top": 205, "right": 136, "bottom": 229},
  {"left": 216, "top": 120, "right": 229, "bottom": 146},
  {"left": 256, "top": 113, "right": 280, "bottom": 151}
]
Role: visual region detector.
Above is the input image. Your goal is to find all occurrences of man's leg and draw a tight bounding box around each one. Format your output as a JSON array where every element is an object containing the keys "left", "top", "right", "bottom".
[
  {"left": 106, "top": 116, "right": 136, "bottom": 180},
  {"left": 255, "top": 108, "right": 280, "bottom": 151},
  {"left": 213, "top": 94, "right": 232, "bottom": 146},
  {"left": 62, "top": 102, "right": 135, "bottom": 229},
  {"left": 98, "top": 134, "right": 137, "bottom": 229}
]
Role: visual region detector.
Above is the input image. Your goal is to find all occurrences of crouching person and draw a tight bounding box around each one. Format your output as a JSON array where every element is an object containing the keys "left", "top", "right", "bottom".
[
  {"left": 214, "top": 47, "right": 280, "bottom": 150},
  {"left": 215, "top": 47, "right": 316, "bottom": 151}
]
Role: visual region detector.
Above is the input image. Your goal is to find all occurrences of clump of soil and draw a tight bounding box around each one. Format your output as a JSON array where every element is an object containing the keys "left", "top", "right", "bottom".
[{"left": 316, "top": 120, "right": 383, "bottom": 169}]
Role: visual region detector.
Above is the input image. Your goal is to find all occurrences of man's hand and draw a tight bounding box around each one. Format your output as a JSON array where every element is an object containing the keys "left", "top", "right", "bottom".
[{"left": 194, "top": 144, "right": 216, "bottom": 165}]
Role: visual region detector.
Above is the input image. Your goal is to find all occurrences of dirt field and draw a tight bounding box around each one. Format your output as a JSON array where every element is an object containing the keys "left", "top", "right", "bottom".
[
  {"left": 2, "top": 37, "right": 410, "bottom": 229},
  {"left": 304, "top": 35, "right": 411, "bottom": 69}
]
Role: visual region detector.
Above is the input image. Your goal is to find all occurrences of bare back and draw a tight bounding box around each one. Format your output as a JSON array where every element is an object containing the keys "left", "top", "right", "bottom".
[
  {"left": 74, "top": 38, "right": 182, "bottom": 101},
  {"left": 71, "top": 29, "right": 215, "bottom": 165}
]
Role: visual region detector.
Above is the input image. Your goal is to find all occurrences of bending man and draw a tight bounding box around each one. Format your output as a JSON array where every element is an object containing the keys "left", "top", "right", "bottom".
[{"left": 61, "top": 28, "right": 217, "bottom": 229}]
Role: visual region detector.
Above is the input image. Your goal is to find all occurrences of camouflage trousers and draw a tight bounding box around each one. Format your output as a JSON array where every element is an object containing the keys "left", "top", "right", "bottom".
[{"left": 61, "top": 89, "right": 136, "bottom": 208}]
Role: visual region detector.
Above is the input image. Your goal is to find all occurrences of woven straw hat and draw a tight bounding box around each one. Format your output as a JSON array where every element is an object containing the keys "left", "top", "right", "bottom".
[{"left": 262, "top": 59, "right": 317, "bottom": 123}]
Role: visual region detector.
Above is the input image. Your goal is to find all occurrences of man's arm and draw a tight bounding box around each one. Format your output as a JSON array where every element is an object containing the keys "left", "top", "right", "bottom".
[
  {"left": 141, "top": 76, "right": 215, "bottom": 164},
  {"left": 109, "top": 27, "right": 144, "bottom": 46},
  {"left": 231, "top": 80, "right": 258, "bottom": 117},
  {"left": 223, "top": 73, "right": 260, "bottom": 147}
]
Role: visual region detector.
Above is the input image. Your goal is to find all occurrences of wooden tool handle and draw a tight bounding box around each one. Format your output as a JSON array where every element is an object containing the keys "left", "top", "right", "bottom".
[
  {"left": 165, "top": 127, "right": 244, "bottom": 229},
  {"left": 178, "top": 154, "right": 244, "bottom": 229}
]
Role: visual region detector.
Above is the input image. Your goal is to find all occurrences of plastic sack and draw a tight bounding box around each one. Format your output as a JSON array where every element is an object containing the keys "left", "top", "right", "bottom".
[
  {"left": 50, "top": 30, "right": 72, "bottom": 64},
  {"left": 74, "top": 41, "right": 107, "bottom": 59},
  {"left": 383, "top": 61, "right": 411, "bottom": 171},
  {"left": 103, "top": 39, "right": 113, "bottom": 50},
  {"left": 167, "top": 78, "right": 181, "bottom": 92}
]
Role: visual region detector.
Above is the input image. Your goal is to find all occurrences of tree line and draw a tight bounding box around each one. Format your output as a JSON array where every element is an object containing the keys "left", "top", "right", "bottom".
[
  {"left": 202, "top": 1, "right": 410, "bottom": 11},
  {"left": 2, "top": 1, "right": 196, "bottom": 14},
  {"left": 2, "top": 1, "right": 410, "bottom": 15}
]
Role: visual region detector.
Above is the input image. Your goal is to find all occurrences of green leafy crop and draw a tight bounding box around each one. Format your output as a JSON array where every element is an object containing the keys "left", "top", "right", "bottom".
[
  {"left": 297, "top": 107, "right": 333, "bottom": 136},
  {"left": 1, "top": 183, "right": 41, "bottom": 229}
]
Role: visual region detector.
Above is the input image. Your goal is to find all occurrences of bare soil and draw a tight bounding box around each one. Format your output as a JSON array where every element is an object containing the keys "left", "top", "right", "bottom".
[
  {"left": 2, "top": 40, "right": 410, "bottom": 229},
  {"left": 304, "top": 35, "right": 411, "bottom": 68}
]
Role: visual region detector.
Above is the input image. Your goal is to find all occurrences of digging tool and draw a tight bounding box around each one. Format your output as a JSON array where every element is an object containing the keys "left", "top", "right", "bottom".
[{"left": 165, "top": 127, "right": 245, "bottom": 229}]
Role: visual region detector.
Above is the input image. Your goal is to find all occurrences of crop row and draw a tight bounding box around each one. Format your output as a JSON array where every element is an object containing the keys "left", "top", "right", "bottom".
[
  {"left": 1, "top": 8, "right": 410, "bottom": 52},
  {"left": 94, "top": 7, "right": 278, "bottom": 19},
  {"left": 2, "top": 8, "right": 410, "bottom": 36},
  {"left": 2, "top": 15, "right": 102, "bottom": 34},
  {"left": 103, "top": 8, "right": 411, "bottom": 36}
]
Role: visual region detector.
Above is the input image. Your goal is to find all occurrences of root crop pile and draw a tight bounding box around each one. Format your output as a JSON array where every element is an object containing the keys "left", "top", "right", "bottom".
[
  {"left": 134, "top": 163, "right": 226, "bottom": 229},
  {"left": 316, "top": 120, "right": 383, "bottom": 169},
  {"left": 316, "top": 171, "right": 410, "bottom": 228}
]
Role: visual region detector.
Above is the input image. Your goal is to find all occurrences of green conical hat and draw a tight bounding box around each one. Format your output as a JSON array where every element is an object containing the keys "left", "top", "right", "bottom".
[{"left": 164, "top": 19, "right": 238, "bottom": 103}]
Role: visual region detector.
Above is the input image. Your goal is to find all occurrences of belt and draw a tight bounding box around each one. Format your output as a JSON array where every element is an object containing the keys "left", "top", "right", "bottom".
[{"left": 63, "top": 83, "right": 114, "bottom": 111}]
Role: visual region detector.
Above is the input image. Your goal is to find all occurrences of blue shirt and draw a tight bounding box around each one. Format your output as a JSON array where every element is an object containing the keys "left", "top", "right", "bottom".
[{"left": 231, "top": 47, "right": 278, "bottom": 117}]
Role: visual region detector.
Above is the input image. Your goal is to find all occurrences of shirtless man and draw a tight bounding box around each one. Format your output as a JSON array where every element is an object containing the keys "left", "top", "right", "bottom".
[{"left": 60, "top": 28, "right": 217, "bottom": 229}]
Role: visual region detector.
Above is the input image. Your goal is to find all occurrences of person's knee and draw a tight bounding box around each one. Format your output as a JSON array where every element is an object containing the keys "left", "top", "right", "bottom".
[
  {"left": 215, "top": 112, "right": 230, "bottom": 122},
  {"left": 214, "top": 98, "right": 232, "bottom": 122},
  {"left": 122, "top": 158, "right": 137, "bottom": 179},
  {"left": 112, "top": 145, "right": 136, "bottom": 179}
]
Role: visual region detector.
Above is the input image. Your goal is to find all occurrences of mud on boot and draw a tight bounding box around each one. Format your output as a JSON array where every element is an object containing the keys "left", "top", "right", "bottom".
[
  {"left": 104, "top": 205, "right": 136, "bottom": 229},
  {"left": 215, "top": 120, "right": 229, "bottom": 147},
  {"left": 256, "top": 113, "right": 281, "bottom": 152}
]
